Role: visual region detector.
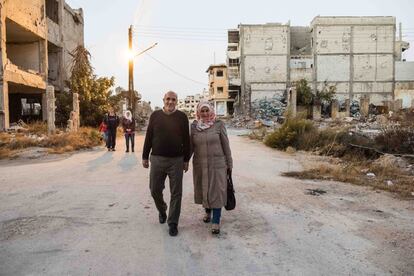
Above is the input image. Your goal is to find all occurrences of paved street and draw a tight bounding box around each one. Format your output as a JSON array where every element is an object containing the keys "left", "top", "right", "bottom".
[{"left": 0, "top": 132, "right": 413, "bottom": 275}]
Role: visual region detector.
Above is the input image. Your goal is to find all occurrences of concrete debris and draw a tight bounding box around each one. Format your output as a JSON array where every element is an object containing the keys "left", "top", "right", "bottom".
[
  {"left": 251, "top": 97, "right": 286, "bottom": 120},
  {"left": 386, "top": 180, "right": 394, "bottom": 186},
  {"left": 366, "top": 172, "right": 376, "bottom": 178},
  {"left": 350, "top": 100, "right": 361, "bottom": 118},
  {"left": 285, "top": 146, "right": 296, "bottom": 154},
  {"left": 305, "top": 188, "right": 327, "bottom": 196},
  {"left": 373, "top": 154, "right": 408, "bottom": 169},
  {"left": 8, "top": 120, "right": 28, "bottom": 132}
]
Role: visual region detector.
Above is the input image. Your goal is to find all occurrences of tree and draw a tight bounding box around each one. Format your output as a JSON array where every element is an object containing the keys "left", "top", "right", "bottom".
[
  {"left": 68, "top": 46, "right": 118, "bottom": 126},
  {"left": 315, "top": 81, "right": 336, "bottom": 105},
  {"left": 295, "top": 79, "right": 313, "bottom": 106}
]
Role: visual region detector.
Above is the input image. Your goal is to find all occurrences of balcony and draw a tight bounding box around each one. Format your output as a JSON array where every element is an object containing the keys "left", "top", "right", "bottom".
[{"left": 227, "top": 50, "right": 240, "bottom": 59}]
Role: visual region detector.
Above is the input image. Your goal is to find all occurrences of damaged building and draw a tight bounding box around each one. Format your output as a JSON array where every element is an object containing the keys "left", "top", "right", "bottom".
[
  {"left": 0, "top": 0, "right": 84, "bottom": 130},
  {"left": 206, "top": 64, "right": 234, "bottom": 116},
  {"left": 227, "top": 16, "right": 412, "bottom": 116}
]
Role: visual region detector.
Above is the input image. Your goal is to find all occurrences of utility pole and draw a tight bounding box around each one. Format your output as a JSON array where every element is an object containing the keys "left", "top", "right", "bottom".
[{"left": 128, "top": 25, "right": 135, "bottom": 116}]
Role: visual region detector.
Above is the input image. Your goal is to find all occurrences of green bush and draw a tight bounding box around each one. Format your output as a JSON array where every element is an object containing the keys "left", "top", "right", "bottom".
[{"left": 264, "top": 118, "right": 315, "bottom": 149}]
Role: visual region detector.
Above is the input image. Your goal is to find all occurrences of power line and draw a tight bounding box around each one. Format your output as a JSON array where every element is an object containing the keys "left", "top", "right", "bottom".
[{"left": 144, "top": 53, "right": 207, "bottom": 86}]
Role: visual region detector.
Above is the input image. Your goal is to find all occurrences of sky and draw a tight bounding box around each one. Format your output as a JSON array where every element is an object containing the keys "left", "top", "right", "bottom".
[{"left": 66, "top": 0, "right": 414, "bottom": 108}]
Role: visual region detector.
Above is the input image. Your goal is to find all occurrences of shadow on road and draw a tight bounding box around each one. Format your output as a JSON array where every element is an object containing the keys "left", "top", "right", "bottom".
[
  {"left": 118, "top": 154, "right": 138, "bottom": 172},
  {"left": 86, "top": 151, "right": 114, "bottom": 171}
]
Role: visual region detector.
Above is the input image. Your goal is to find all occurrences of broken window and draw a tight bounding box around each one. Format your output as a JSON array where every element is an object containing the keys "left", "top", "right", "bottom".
[
  {"left": 217, "top": 87, "right": 224, "bottom": 94},
  {"left": 228, "top": 58, "right": 239, "bottom": 67},
  {"left": 21, "top": 99, "right": 41, "bottom": 116},
  {"left": 216, "top": 70, "right": 224, "bottom": 77},
  {"left": 46, "top": 0, "right": 59, "bottom": 24},
  {"left": 228, "top": 30, "right": 239, "bottom": 43}
]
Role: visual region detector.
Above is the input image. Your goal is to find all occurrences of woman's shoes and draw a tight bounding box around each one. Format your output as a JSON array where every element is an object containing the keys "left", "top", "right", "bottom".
[
  {"left": 211, "top": 223, "right": 220, "bottom": 235},
  {"left": 202, "top": 213, "right": 211, "bottom": 223}
]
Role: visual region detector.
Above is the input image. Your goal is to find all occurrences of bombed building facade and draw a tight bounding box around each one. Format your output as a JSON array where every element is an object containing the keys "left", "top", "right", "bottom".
[
  {"left": 227, "top": 16, "right": 413, "bottom": 116},
  {"left": 0, "top": 0, "right": 84, "bottom": 130}
]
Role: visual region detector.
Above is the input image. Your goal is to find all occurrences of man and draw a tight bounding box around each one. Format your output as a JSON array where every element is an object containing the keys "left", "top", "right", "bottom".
[{"left": 142, "top": 91, "right": 190, "bottom": 236}]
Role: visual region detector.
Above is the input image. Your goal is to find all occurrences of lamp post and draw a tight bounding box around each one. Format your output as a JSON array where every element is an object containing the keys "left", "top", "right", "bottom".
[{"left": 128, "top": 25, "right": 157, "bottom": 117}]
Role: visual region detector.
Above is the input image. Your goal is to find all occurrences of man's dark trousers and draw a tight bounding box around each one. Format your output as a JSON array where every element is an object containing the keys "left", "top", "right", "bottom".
[{"left": 149, "top": 155, "right": 184, "bottom": 225}]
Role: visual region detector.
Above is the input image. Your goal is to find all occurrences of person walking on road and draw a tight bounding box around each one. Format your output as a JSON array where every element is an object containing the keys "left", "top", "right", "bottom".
[
  {"left": 122, "top": 110, "right": 135, "bottom": 153},
  {"left": 142, "top": 91, "right": 190, "bottom": 237},
  {"left": 190, "top": 101, "right": 233, "bottom": 235},
  {"left": 104, "top": 107, "right": 119, "bottom": 151}
]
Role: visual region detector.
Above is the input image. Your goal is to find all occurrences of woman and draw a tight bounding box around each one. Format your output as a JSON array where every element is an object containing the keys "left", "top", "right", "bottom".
[
  {"left": 122, "top": 110, "right": 135, "bottom": 153},
  {"left": 191, "top": 101, "right": 233, "bottom": 235},
  {"left": 103, "top": 107, "right": 119, "bottom": 151}
]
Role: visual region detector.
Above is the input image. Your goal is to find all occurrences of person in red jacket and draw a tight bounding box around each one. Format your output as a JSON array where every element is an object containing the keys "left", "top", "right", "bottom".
[
  {"left": 122, "top": 110, "right": 136, "bottom": 152},
  {"left": 98, "top": 121, "right": 108, "bottom": 143}
]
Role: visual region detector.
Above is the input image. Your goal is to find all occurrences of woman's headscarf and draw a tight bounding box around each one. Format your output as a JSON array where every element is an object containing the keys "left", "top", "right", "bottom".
[
  {"left": 125, "top": 110, "right": 132, "bottom": 122},
  {"left": 196, "top": 101, "right": 216, "bottom": 131}
]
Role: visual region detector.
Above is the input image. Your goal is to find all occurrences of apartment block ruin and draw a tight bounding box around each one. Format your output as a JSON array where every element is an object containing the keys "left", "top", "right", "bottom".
[
  {"left": 0, "top": 0, "right": 84, "bottom": 130},
  {"left": 227, "top": 16, "right": 414, "bottom": 115},
  {"left": 206, "top": 64, "right": 234, "bottom": 116}
]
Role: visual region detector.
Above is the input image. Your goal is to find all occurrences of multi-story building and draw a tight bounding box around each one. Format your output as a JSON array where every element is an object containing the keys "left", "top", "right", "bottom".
[
  {"left": 206, "top": 64, "right": 233, "bottom": 116},
  {"left": 0, "top": 0, "right": 84, "bottom": 130},
  {"left": 311, "top": 16, "right": 396, "bottom": 105},
  {"left": 227, "top": 16, "right": 411, "bottom": 115},
  {"left": 177, "top": 90, "right": 209, "bottom": 118}
]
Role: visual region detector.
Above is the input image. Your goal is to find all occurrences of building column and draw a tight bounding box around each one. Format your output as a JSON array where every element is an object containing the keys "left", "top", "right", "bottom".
[
  {"left": 73, "top": 92, "right": 80, "bottom": 129},
  {"left": 0, "top": 83, "right": 9, "bottom": 130},
  {"left": 46, "top": 85, "right": 56, "bottom": 134},
  {"left": 287, "top": 87, "right": 297, "bottom": 117}
]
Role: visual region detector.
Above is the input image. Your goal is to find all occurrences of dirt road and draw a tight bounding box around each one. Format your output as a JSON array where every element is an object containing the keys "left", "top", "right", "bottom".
[{"left": 0, "top": 132, "right": 413, "bottom": 275}]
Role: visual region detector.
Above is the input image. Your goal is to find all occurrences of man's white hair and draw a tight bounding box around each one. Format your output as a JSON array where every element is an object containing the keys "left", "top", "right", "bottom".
[{"left": 163, "top": 90, "right": 178, "bottom": 99}]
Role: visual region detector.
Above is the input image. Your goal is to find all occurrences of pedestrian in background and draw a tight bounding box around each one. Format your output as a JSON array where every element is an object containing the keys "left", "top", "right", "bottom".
[
  {"left": 122, "top": 110, "right": 135, "bottom": 153},
  {"left": 104, "top": 107, "right": 119, "bottom": 151},
  {"left": 190, "top": 101, "right": 233, "bottom": 235},
  {"left": 98, "top": 120, "right": 108, "bottom": 144}
]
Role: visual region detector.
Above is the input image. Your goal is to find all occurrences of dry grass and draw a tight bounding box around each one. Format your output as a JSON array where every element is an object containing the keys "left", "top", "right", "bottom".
[
  {"left": 0, "top": 125, "right": 102, "bottom": 159},
  {"left": 283, "top": 160, "right": 414, "bottom": 198}
]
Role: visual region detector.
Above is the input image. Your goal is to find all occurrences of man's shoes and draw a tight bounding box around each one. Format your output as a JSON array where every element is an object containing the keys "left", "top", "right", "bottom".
[
  {"left": 107, "top": 148, "right": 111, "bottom": 151},
  {"left": 159, "top": 212, "right": 167, "bottom": 224},
  {"left": 169, "top": 224, "right": 178, "bottom": 236},
  {"left": 126, "top": 149, "right": 129, "bottom": 153},
  {"left": 112, "top": 148, "right": 116, "bottom": 151},
  {"left": 132, "top": 148, "right": 134, "bottom": 152}
]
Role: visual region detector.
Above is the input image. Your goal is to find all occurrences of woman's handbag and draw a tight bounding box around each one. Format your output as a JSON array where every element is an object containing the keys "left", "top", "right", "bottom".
[{"left": 225, "top": 171, "right": 236, "bottom": 211}]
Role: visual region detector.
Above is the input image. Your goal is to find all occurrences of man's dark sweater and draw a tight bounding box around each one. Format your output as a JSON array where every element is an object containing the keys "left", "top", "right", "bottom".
[{"left": 142, "top": 110, "right": 190, "bottom": 162}]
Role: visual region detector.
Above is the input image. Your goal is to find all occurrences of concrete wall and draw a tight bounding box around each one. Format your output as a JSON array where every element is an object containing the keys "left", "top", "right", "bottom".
[
  {"left": 5, "top": 0, "right": 47, "bottom": 39},
  {"left": 240, "top": 24, "right": 289, "bottom": 109},
  {"left": 244, "top": 55, "right": 287, "bottom": 82},
  {"left": 250, "top": 83, "right": 285, "bottom": 101},
  {"left": 396, "top": 61, "right": 414, "bottom": 81},
  {"left": 242, "top": 25, "right": 289, "bottom": 55},
  {"left": 353, "top": 54, "right": 393, "bottom": 81},
  {"left": 62, "top": 4, "right": 84, "bottom": 83},
  {"left": 315, "top": 26, "right": 351, "bottom": 54},
  {"left": 7, "top": 42, "right": 41, "bottom": 72},
  {"left": 47, "top": 18, "right": 61, "bottom": 46},
  {"left": 353, "top": 26, "right": 394, "bottom": 53},
  {"left": 312, "top": 16, "right": 396, "bottom": 104},
  {"left": 290, "top": 57, "right": 312, "bottom": 82},
  {"left": 317, "top": 55, "right": 350, "bottom": 81}
]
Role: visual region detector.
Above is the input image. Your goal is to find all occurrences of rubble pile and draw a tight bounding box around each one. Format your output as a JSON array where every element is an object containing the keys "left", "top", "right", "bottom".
[
  {"left": 251, "top": 97, "right": 286, "bottom": 120},
  {"left": 350, "top": 100, "right": 361, "bottom": 117}
]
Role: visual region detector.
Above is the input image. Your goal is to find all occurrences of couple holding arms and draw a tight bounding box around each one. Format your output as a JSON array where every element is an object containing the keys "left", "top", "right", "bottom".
[{"left": 142, "top": 91, "right": 233, "bottom": 236}]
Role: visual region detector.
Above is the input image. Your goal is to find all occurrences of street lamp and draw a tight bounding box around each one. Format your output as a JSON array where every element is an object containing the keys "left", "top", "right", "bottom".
[{"left": 128, "top": 25, "right": 157, "bottom": 117}]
